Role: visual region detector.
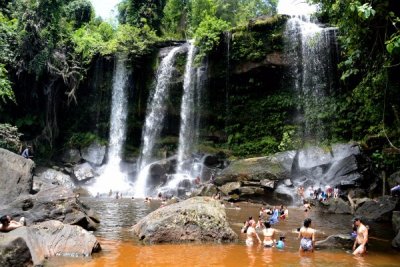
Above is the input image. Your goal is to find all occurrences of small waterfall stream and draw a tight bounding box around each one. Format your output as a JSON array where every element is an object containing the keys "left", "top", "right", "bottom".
[
  {"left": 89, "top": 55, "right": 130, "bottom": 195},
  {"left": 134, "top": 46, "right": 183, "bottom": 198}
]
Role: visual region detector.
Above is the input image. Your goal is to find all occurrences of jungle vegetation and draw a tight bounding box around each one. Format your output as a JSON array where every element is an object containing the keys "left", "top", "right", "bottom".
[{"left": 0, "top": 0, "right": 399, "bottom": 173}]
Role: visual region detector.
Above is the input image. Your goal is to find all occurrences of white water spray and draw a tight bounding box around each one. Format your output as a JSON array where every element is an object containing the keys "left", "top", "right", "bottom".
[
  {"left": 88, "top": 55, "right": 130, "bottom": 195},
  {"left": 134, "top": 46, "right": 182, "bottom": 198}
]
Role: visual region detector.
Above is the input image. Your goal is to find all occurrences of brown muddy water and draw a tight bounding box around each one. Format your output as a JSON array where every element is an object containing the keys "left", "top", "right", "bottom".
[{"left": 45, "top": 198, "right": 400, "bottom": 267}]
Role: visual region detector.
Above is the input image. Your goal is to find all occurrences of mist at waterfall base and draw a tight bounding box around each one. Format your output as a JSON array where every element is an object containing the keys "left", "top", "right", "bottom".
[{"left": 88, "top": 55, "right": 132, "bottom": 197}]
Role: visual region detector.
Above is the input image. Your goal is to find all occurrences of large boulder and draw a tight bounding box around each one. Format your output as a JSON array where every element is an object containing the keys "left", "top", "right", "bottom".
[
  {"left": 81, "top": 142, "right": 106, "bottom": 166},
  {"left": 1, "top": 184, "right": 99, "bottom": 231},
  {"left": 214, "top": 156, "right": 287, "bottom": 186},
  {"left": 318, "top": 198, "right": 352, "bottom": 214},
  {"left": 60, "top": 148, "right": 81, "bottom": 164},
  {"left": 355, "top": 196, "right": 398, "bottom": 221},
  {"left": 34, "top": 167, "right": 75, "bottom": 190},
  {"left": 0, "top": 220, "right": 101, "bottom": 266},
  {"left": 132, "top": 197, "right": 237, "bottom": 243},
  {"left": 0, "top": 237, "right": 32, "bottom": 267},
  {"left": 0, "top": 148, "right": 34, "bottom": 206},
  {"left": 316, "top": 234, "right": 353, "bottom": 249},
  {"left": 73, "top": 163, "right": 97, "bottom": 182}
]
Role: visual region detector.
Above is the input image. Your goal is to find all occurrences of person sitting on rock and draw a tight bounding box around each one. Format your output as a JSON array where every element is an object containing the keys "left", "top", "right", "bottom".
[
  {"left": 0, "top": 215, "right": 25, "bottom": 232},
  {"left": 21, "top": 146, "right": 33, "bottom": 159}
]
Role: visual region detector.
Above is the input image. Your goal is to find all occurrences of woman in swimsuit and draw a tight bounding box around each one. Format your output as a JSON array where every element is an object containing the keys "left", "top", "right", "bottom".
[
  {"left": 246, "top": 221, "right": 262, "bottom": 246},
  {"left": 262, "top": 221, "right": 276, "bottom": 247},
  {"left": 298, "top": 218, "right": 315, "bottom": 252}
]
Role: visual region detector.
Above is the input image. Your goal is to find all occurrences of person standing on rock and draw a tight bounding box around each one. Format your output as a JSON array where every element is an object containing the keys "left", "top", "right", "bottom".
[
  {"left": 0, "top": 215, "right": 25, "bottom": 232},
  {"left": 353, "top": 217, "right": 368, "bottom": 256}
]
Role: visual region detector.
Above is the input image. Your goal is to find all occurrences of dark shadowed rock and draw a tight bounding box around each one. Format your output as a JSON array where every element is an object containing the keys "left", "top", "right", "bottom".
[
  {"left": 219, "top": 182, "right": 242, "bottom": 195},
  {"left": 355, "top": 196, "right": 398, "bottom": 221},
  {"left": 392, "top": 230, "right": 400, "bottom": 249},
  {"left": 60, "top": 149, "right": 81, "bottom": 164},
  {"left": 0, "top": 148, "right": 34, "bottom": 206},
  {"left": 316, "top": 234, "right": 353, "bottom": 249},
  {"left": 318, "top": 198, "right": 352, "bottom": 214},
  {"left": 81, "top": 142, "right": 106, "bottom": 166},
  {"left": 132, "top": 197, "right": 237, "bottom": 243},
  {"left": 214, "top": 157, "right": 287, "bottom": 186},
  {"left": 0, "top": 237, "right": 33, "bottom": 267},
  {"left": 0, "top": 221, "right": 101, "bottom": 266},
  {"left": 393, "top": 211, "right": 400, "bottom": 233}
]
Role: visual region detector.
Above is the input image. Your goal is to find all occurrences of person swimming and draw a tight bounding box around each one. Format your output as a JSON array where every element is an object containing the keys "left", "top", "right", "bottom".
[
  {"left": 262, "top": 221, "right": 276, "bottom": 247},
  {"left": 298, "top": 218, "right": 315, "bottom": 252}
]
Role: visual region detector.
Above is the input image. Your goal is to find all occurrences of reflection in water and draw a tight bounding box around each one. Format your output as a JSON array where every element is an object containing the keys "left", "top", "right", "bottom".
[
  {"left": 262, "top": 247, "right": 273, "bottom": 266},
  {"left": 44, "top": 199, "right": 400, "bottom": 267}
]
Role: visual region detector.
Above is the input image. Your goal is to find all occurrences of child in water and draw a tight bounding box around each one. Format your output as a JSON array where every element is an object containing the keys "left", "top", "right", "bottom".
[{"left": 276, "top": 236, "right": 285, "bottom": 249}]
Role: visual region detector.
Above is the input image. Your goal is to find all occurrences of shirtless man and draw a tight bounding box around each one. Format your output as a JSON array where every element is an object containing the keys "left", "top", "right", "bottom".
[
  {"left": 246, "top": 221, "right": 262, "bottom": 246},
  {"left": 262, "top": 221, "right": 276, "bottom": 247},
  {"left": 298, "top": 218, "right": 315, "bottom": 252},
  {"left": 0, "top": 215, "right": 25, "bottom": 232},
  {"left": 352, "top": 217, "right": 368, "bottom": 255}
]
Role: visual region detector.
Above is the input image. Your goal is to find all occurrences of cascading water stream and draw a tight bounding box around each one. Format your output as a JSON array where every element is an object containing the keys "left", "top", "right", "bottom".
[
  {"left": 176, "top": 42, "right": 197, "bottom": 174},
  {"left": 88, "top": 55, "right": 130, "bottom": 195},
  {"left": 134, "top": 46, "right": 183, "bottom": 198},
  {"left": 277, "top": 0, "right": 340, "bottom": 200},
  {"left": 158, "top": 43, "right": 208, "bottom": 196},
  {"left": 281, "top": 2, "right": 338, "bottom": 142}
]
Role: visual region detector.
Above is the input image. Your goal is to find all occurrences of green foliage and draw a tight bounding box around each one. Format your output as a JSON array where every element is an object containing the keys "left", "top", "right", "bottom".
[
  {"left": 0, "top": 13, "right": 16, "bottom": 106},
  {"left": 0, "top": 63, "right": 14, "bottom": 105},
  {"left": 194, "top": 15, "right": 230, "bottom": 63},
  {"left": 161, "top": 0, "right": 188, "bottom": 38},
  {"left": 66, "top": 132, "right": 106, "bottom": 148},
  {"left": 65, "top": 0, "right": 93, "bottom": 28},
  {"left": 278, "top": 125, "right": 301, "bottom": 151},
  {"left": 0, "top": 123, "right": 22, "bottom": 152},
  {"left": 231, "top": 15, "right": 286, "bottom": 62},
  {"left": 118, "top": 0, "right": 167, "bottom": 33},
  {"left": 114, "top": 24, "right": 159, "bottom": 56}
]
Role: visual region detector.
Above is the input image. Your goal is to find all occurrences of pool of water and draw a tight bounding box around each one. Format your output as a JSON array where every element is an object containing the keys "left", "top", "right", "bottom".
[{"left": 44, "top": 198, "right": 400, "bottom": 267}]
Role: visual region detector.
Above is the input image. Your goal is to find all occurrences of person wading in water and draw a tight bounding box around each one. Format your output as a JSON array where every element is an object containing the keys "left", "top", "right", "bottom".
[
  {"left": 352, "top": 217, "right": 368, "bottom": 256},
  {"left": 298, "top": 218, "right": 315, "bottom": 252}
]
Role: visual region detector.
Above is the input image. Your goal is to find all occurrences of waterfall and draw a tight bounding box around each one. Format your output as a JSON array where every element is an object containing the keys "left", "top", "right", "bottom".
[
  {"left": 134, "top": 46, "right": 182, "bottom": 198},
  {"left": 282, "top": 7, "right": 338, "bottom": 143},
  {"left": 88, "top": 55, "right": 130, "bottom": 195},
  {"left": 157, "top": 42, "right": 207, "bottom": 197},
  {"left": 176, "top": 43, "right": 197, "bottom": 173}
]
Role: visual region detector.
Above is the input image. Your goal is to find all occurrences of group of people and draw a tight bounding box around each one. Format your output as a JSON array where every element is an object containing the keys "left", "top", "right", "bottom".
[
  {"left": 241, "top": 206, "right": 289, "bottom": 249},
  {"left": 241, "top": 206, "right": 369, "bottom": 256},
  {"left": 297, "top": 185, "right": 339, "bottom": 202}
]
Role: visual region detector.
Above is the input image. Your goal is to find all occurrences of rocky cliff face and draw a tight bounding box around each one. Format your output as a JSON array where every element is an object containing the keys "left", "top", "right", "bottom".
[{"left": 0, "top": 148, "right": 99, "bottom": 230}]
